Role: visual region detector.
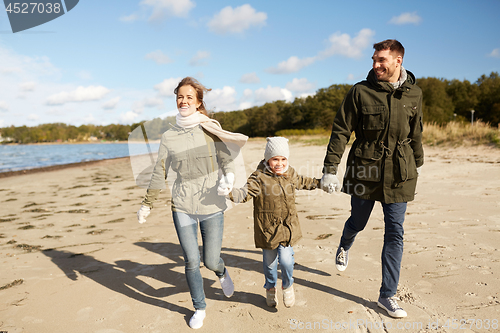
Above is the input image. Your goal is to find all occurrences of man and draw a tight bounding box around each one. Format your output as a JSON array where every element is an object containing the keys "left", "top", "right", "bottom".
[{"left": 321, "top": 39, "right": 424, "bottom": 318}]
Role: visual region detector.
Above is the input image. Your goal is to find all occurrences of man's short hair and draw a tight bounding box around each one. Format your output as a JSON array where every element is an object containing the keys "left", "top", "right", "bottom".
[{"left": 373, "top": 39, "right": 405, "bottom": 58}]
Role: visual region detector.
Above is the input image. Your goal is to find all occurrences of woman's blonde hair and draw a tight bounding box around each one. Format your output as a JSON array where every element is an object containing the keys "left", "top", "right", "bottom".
[{"left": 174, "top": 77, "right": 212, "bottom": 116}]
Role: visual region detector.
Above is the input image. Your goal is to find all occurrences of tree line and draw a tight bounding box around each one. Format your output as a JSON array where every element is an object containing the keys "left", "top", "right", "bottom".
[{"left": 1, "top": 72, "right": 499, "bottom": 144}]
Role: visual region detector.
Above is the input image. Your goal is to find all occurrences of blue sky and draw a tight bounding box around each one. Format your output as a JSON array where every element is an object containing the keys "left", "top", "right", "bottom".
[{"left": 0, "top": 0, "right": 499, "bottom": 127}]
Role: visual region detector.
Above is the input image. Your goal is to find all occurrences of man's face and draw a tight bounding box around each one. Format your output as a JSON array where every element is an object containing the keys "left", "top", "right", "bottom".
[{"left": 372, "top": 49, "right": 402, "bottom": 83}]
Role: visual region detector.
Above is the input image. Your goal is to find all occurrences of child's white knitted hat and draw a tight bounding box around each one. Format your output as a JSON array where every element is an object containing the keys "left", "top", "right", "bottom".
[{"left": 264, "top": 137, "right": 289, "bottom": 161}]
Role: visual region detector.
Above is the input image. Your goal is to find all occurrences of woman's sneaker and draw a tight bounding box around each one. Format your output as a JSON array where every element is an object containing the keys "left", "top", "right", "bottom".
[
  {"left": 266, "top": 287, "right": 278, "bottom": 307},
  {"left": 219, "top": 268, "right": 234, "bottom": 298},
  {"left": 282, "top": 286, "right": 295, "bottom": 308},
  {"left": 335, "top": 246, "right": 349, "bottom": 271},
  {"left": 189, "top": 309, "right": 206, "bottom": 329},
  {"left": 377, "top": 296, "right": 407, "bottom": 318}
]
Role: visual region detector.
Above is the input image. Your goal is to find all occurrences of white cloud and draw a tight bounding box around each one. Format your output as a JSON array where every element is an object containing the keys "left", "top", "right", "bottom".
[
  {"left": 189, "top": 51, "right": 210, "bottom": 66},
  {"left": 0, "top": 46, "right": 59, "bottom": 79},
  {"left": 285, "top": 78, "right": 316, "bottom": 93},
  {"left": 141, "top": 0, "right": 195, "bottom": 21},
  {"left": 120, "top": 14, "right": 139, "bottom": 22},
  {"left": 133, "top": 97, "right": 164, "bottom": 114},
  {"left": 266, "top": 56, "right": 317, "bottom": 74},
  {"left": 298, "top": 92, "right": 315, "bottom": 99},
  {"left": 20, "top": 81, "right": 36, "bottom": 92},
  {"left": 242, "top": 88, "right": 253, "bottom": 99},
  {"left": 488, "top": 48, "right": 500, "bottom": 58},
  {"left": 0, "top": 119, "right": 4, "bottom": 127},
  {"left": 78, "top": 70, "right": 92, "bottom": 80},
  {"left": 145, "top": 50, "right": 173, "bottom": 64},
  {"left": 46, "top": 86, "right": 111, "bottom": 105},
  {"left": 120, "top": 111, "right": 139, "bottom": 123},
  {"left": 239, "top": 72, "right": 260, "bottom": 84},
  {"left": 0, "top": 101, "right": 8, "bottom": 112},
  {"left": 238, "top": 101, "right": 253, "bottom": 110},
  {"left": 102, "top": 97, "right": 121, "bottom": 110},
  {"left": 27, "top": 114, "right": 39, "bottom": 121},
  {"left": 84, "top": 113, "right": 95, "bottom": 123},
  {"left": 154, "top": 77, "right": 182, "bottom": 97},
  {"left": 205, "top": 86, "right": 238, "bottom": 111},
  {"left": 254, "top": 86, "right": 293, "bottom": 104},
  {"left": 208, "top": 4, "right": 267, "bottom": 34},
  {"left": 389, "top": 12, "right": 422, "bottom": 25},
  {"left": 319, "top": 28, "right": 375, "bottom": 59},
  {"left": 267, "top": 29, "right": 374, "bottom": 75},
  {"left": 46, "top": 108, "right": 65, "bottom": 116}
]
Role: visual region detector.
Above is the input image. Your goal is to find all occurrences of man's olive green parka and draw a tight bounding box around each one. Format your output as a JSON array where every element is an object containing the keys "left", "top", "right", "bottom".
[{"left": 323, "top": 69, "right": 424, "bottom": 203}]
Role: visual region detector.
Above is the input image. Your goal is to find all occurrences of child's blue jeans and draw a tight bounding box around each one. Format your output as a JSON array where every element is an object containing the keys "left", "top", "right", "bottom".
[{"left": 262, "top": 245, "right": 294, "bottom": 290}]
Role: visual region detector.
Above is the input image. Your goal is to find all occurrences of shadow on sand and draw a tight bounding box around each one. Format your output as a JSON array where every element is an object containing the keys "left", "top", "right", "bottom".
[{"left": 43, "top": 241, "right": 375, "bottom": 324}]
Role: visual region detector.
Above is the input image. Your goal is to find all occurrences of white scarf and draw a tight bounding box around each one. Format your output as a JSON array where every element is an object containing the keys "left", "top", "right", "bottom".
[{"left": 176, "top": 111, "right": 248, "bottom": 148}]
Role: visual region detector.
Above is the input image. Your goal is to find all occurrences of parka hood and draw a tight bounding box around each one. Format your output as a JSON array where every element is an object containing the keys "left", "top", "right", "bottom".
[{"left": 366, "top": 68, "right": 417, "bottom": 92}]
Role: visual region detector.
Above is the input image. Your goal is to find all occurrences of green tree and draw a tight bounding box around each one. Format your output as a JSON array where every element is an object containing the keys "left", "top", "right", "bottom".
[
  {"left": 476, "top": 72, "right": 500, "bottom": 125},
  {"left": 417, "top": 77, "right": 455, "bottom": 124}
]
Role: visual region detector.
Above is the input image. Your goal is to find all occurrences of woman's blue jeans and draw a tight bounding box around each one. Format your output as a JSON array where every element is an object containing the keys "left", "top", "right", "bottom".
[
  {"left": 339, "top": 196, "right": 407, "bottom": 298},
  {"left": 173, "top": 211, "right": 225, "bottom": 310},
  {"left": 262, "top": 245, "right": 294, "bottom": 290}
]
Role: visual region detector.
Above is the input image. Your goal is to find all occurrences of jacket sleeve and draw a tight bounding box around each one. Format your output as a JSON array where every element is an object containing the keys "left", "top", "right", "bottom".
[
  {"left": 409, "top": 94, "right": 424, "bottom": 168},
  {"left": 141, "top": 134, "right": 172, "bottom": 208},
  {"left": 229, "top": 171, "right": 262, "bottom": 203},
  {"left": 294, "top": 174, "right": 320, "bottom": 190},
  {"left": 323, "top": 86, "right": 359, "bottom": 175}
]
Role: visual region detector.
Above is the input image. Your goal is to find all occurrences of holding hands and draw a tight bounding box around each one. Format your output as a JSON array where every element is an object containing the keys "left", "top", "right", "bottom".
[
  {"left": 217, "top": 172, "right": 235, "bottom": 196},
  {"left": 321, "top": 173, "right": 341, "bottom": 194}
]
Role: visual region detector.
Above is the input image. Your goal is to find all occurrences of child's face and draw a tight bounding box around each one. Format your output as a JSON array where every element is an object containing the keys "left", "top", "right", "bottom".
[{"left": 268, "top": 156, "right": 288, "bottom": 175}]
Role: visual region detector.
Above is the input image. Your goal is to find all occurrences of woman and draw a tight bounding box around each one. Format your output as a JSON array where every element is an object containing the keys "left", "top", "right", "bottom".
[{"left": 136, "top": 77, "right": 247, "bottom": 329}]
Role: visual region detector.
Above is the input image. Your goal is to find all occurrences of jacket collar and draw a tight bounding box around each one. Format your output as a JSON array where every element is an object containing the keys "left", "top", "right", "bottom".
[{"left": 366, "top": 68, "right": 416, "bottom": 92}]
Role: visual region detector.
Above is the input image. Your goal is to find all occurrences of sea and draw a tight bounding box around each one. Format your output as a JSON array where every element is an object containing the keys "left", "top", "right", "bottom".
[{"left": 0, "top": 142, "right": 160, "bottom": 173}]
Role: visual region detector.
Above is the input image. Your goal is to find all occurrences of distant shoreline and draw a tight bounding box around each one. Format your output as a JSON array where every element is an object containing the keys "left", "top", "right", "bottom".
[
  {"left": 0, "top": 141, "right": 129, "bottom": 146},
  {"left": 0, "top": 156, "right": 130, "bottom": 179}
]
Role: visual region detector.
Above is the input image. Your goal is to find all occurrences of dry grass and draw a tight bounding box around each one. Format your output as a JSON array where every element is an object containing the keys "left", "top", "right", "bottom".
[
  {"left": 423, "top": 121, "right": 500, "bottom": 147},
  {"left": 268, "top": 122, "right": 500, "bottom": 148}
]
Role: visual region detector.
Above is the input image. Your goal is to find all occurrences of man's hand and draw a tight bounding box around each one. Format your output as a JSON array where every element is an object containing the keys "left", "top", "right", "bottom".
[
  {"left": 321, "top": 173, "right": 341, "bottom": 194},
  {"left": 137, "top": 205, "right": 151, "bottom": 224},
  {"left": 217, "top": 172, "right": 235, "bottom": 196}
]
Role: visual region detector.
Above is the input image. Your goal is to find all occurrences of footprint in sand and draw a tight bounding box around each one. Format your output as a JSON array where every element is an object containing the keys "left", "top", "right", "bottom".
[{"left": 76, "top": 306, "right": 93, "bottom": 321}]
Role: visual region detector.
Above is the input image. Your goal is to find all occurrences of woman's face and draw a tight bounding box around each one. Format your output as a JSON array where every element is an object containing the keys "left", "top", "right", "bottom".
[{"left": 176, "top": 85, "right": 201, "bottom": 117}]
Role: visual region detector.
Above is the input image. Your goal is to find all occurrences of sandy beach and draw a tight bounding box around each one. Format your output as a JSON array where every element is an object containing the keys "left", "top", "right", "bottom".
[{"left": 1, "top": 140, "right": 499, "bottom": 333}]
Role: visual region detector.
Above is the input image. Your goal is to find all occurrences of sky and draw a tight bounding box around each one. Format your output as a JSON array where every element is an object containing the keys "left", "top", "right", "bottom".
[{"left": 0, "top": 0, "right": 499, "bottom": 128}]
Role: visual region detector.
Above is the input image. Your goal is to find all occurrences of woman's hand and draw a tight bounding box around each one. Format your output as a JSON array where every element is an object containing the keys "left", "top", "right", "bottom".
[
  {"left": 137, "top": 205, "right": 151, "bottom": 224},
  {"left": 217, "top": 173, "right": 235, "bottom": 196}
]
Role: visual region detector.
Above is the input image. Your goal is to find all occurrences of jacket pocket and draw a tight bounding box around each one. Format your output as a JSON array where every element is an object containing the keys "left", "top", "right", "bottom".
[
  {"left": 362, "top": 105, "right": 386, "bottom": 130},
  {"left": 352, "top": 142, "right": 383, "bottom": 182},
  {"left": 396, "top": 139, "right": 417, "bottom": 182}
]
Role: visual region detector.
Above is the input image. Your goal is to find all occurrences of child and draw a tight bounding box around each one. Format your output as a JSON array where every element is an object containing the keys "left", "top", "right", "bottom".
[{"left": 227, "top": 137, "right": 321, "bottom": 308}]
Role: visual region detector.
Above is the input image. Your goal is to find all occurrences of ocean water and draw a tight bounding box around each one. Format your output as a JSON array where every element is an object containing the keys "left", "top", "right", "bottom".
[{"left": 0, "top": 142, "right": 160, "bottom": 173}]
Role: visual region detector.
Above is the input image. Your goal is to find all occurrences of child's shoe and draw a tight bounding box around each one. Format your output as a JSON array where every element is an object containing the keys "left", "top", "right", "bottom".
[
  {"left": 189, "top": 309, "right": 206, "bottom": 329},
  {"left": 266, "top": 287, "right": 278, "bottom": 307},
  {"left": 282, "top": 286, "right": 295, "bottom": 307}
]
